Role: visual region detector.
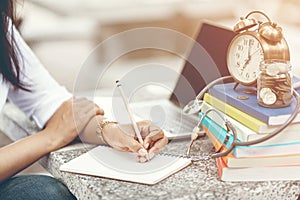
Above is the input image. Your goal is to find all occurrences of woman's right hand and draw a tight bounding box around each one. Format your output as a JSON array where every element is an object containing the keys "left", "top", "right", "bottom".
[
  {"left": 44, "top": 98, "right": 104, "bottom": 151},
  {"left": 102, "top": 120, "right": 168, "bottom": 162}
]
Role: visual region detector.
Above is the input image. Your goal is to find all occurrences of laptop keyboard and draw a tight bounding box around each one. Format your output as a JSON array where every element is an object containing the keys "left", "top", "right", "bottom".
[{"left": 132, "top": 101, "right": 198, "bottom": 135}]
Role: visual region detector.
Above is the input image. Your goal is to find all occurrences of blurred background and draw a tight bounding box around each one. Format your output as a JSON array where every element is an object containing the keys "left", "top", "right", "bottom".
[
  {"left": 14, "top": 0, "right": 300, "bottom": 92},
  {"left": 2, "top": 0, "right": 300, "bottom": 175}
]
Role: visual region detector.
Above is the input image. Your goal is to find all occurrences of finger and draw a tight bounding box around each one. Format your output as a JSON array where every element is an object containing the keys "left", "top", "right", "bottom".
[
  {"left": 136, "top": 155, "right": 148, "bottom": 163},
  {"left": 74, "top": 108, "right": 99, "bottom": 132},
  {"left": 136, "top": 120, "right": 151, "bottom": 128},
  {"left": 139, "top": 126, "right": 150, "bottom": 138},
  {"left": 72, "top": 99, "right": 94, "bottom": 113},
  {"left": 77, "top": 101, "right": 104, "bottom": 117},
  {"left": 124, "top": 138, "right": 150, "bottom": 159},
  {"left": 148, "top": 136, "right": 168, "bottom": 159},
  {"left": 137, "top": 120, "right": 151, "bottom": 137},
  {"left": 79, "top": 104, "right": 100, "bottom": 117},
  {"left": 94, "top": 104, "right": 104, "bottom": 115},
  {"left": 74, "top": 100, "right": 94, "bottom": 115},
  {"left": 84, "top": 108, "right": 100, "bottom": 119},
  {"left": 143, "top": 128, "right": 164, "bottom": 149},
  {"left": 126, "top": 138, "right": 145, "bottom": 153}
]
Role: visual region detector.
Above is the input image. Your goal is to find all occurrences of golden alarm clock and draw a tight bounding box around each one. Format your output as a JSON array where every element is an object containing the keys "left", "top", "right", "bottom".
[{"left": 227, "top": 11, "right": 290, "bottom": 87}]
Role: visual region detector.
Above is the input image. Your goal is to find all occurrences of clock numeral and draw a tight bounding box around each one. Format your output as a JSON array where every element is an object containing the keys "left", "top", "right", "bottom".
[
  {"left": 238, "top": 44, "right": 243, "bottom": 51},
  {"left": 239, "top": 70, "right": 243, "bottom": 76},
  {"left": 243, "top": 39, "right": 248, "bottom": 46},
  {"left": 257, "top": 43, "right": 260, "bottom": 48},
  {"left": 249, "top": 39, "right": 254, "bottom": 46},
  {"left": 245, "top": 72, "right": 250, "bottom": 79}
]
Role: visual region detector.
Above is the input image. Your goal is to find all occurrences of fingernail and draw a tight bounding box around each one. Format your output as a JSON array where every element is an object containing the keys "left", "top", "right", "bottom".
[
  {"left": 139, "top": 157, "right": 147, "bottom": 163},
  {"left": 146, "top": 153, "right": 150, "bottom": 161},
  {"left": 144, "top": 143, "right": 149, "bottom": 149},
  {"left": 149, "top": 152, "right": 155, "bottom": 160},
  {"left": 138, "top": 148, "right": 148, "bottom": 157}
]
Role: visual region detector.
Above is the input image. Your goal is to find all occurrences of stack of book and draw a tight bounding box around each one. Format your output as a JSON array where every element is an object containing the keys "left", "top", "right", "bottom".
[{"left": 201, "top": 82, "right": 300, "bottom": 181}]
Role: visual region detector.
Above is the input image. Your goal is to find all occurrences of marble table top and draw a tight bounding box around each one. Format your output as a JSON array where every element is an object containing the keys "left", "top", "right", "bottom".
[{"left": 45, "top": 139, "right": 300, "bottom": 200}]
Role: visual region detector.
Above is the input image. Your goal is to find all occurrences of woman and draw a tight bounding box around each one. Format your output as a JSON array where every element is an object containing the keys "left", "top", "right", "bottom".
[{"left": 0, "top": 1, "right": 168, "bottom": 199}]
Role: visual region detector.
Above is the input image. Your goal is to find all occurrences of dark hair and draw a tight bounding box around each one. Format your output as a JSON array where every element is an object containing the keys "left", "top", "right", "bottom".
[{"left": 0, "top": 0, "right": 28, "bottom": 90}]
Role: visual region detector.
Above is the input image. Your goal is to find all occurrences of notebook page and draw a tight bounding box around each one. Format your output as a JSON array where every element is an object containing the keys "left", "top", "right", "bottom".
[{"left": 60, "top": 145, "right": 191, "bottom": 185}]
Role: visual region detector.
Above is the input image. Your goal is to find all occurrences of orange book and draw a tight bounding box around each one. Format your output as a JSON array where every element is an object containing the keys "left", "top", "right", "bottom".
[
  {"left": 215, "top": 155, "right": 300, "bottom": 181},
  {"left": 202, "top": 125, "right": 234, "bottom": 159},
  {"left": 215, "top": 156, "right": 226, "bottom": 179}
]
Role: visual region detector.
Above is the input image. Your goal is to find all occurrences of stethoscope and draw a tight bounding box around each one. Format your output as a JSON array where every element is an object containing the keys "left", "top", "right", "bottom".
[{"left": 183, "top": 76, "right": 300, "bottom": 162}]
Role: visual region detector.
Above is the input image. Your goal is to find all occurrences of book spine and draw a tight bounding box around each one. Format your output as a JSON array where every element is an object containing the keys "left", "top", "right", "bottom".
[
  {"left": 201, "top": 102, "right": 257, "bottom": 141},
  {"left": 209, "top": 86, "right": 269, "bottom": 123},
  {"left": 204, "top": 93, "right": 267, "bottom": 133},
  {"left": 268, "top": 111, "right": 300, "bottom": 125},
  {"left": 216, "top": 161, "right": 300, "bottom": 181},
  {"left": 201, "top": 113, "right": 300, "bottom": 158},
  {"left": 202, "top": 126, "right": 234, "bottom": 161},
  {"left": 215, "top": 157, "right": 225, "bottom": 181},
  {"left": 233, "top": 142, "right": 300, "bottom": 158},
  {"left": 227, "top": 154, "right": 300, "bottom": 168},
  {"left": 202, "top": 102, "right": 300, "bottom": 145},
  {"left": 247, "top": 123, "right": 300, "bottom": 145},
  {"left": 200, "top": 112, "right": 236, "bottom": 149}
]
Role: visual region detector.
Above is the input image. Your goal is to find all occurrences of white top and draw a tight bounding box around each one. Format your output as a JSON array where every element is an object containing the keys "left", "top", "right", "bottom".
[{"left": 0, "top": 25, "right": 72, "bottom": 129}]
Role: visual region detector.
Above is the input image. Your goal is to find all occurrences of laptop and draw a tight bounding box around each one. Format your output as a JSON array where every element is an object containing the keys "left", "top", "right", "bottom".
[{"left": 95, "top": 21, "right": 236, "bottom": 139}]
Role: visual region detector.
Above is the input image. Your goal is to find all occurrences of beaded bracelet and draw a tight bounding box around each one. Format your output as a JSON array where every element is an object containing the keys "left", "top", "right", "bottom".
[{"left": 96, "top": 121, "right": 117, "bottom": 144}]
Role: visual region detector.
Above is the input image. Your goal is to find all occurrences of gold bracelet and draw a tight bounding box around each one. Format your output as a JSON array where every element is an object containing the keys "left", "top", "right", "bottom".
[{"left": 96, "top": 121, "right": 117, "bottom": 144}]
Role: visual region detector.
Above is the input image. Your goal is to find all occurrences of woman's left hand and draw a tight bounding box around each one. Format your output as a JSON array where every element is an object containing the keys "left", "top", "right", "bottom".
[{"left": 102, "top": 120, "right": 168, "bottom": 162}]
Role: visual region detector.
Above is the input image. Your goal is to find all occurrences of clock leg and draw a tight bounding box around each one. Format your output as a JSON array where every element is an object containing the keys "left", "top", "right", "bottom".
[{"left": 233, "top": 82, "right": 239, "bottom": 90}]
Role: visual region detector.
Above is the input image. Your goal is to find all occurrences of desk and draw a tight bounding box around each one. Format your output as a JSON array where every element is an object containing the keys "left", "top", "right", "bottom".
[
  {"left": 44, "top": 140, "right": 299, "bottom": 200},
  {"left": 26, "top": 0, "right": 234, "bottom": 25},
  {"left": 1, "top": 101, "right": 300, "bottom": 199}
]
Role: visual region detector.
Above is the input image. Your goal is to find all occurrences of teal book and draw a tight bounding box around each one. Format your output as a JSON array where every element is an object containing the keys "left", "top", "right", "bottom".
[
  {"left": 208, "top": 81, "right": 300, "bottom": 126},
  {"left": 200, "top": 112, "right": 300, "bottom": 158}
]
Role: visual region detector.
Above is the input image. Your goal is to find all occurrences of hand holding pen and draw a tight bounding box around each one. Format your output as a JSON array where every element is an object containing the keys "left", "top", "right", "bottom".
[
  {"left": 116, "top": 80, "right": 144, "bottom": 144},
  {"left": 114, "top": 80, "right": 168, "bottom": 162}
]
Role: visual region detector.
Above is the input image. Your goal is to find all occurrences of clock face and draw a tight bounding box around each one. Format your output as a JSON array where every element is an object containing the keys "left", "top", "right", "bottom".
[{"left": 227, "top": 34, "right": 264, "bottom": 85}]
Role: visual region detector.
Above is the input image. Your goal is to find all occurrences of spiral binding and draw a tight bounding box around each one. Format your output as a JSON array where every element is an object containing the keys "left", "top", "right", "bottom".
[
  {"left": 159, "top": 152, "right": 192, "bottom": 160},
  {"left": 160, "top": 152, "right": 212, "bottom": 162}
]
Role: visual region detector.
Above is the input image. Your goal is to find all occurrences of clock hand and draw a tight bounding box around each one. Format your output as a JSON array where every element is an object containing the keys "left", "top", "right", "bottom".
[
  {"left": 244, "top": 46, "right": 252, "bottom": 67},
  {"left": 240, "top": 58, "right": 250, "bottom": 71},
  {"left": 249, "top": 48, "right": 260, "bottom": 57},
  {"left": 247, "top": 44, "right": 251, "bottom": 58},
  {"left": 240, "top": 46, "right": 252, "bottom": 70},
  {"left": 241, "top": 45, "right": 259, "bottom": 70}
]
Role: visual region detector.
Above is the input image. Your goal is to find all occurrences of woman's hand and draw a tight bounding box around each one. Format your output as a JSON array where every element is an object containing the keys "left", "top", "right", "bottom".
[
  {"left": 102, "top": 120, "right": 168, "bottom": 162},
  {"left": 44, "top": 98, "right": 104, "bottom": 151}
]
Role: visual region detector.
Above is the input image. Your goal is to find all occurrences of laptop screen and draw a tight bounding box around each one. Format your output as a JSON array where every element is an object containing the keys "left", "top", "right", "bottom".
[{"left": 170, "top": 21, "right": 236, "bottom": 108}]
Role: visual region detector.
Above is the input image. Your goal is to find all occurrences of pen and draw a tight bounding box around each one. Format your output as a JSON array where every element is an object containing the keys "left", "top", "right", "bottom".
[{"left": 116, "top": 80, "right": 144, "bottom": 145}]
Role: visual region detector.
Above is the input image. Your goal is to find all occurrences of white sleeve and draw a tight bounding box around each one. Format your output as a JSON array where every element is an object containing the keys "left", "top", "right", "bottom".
[{"left": 8, "top": 26, "right": 72, "bottom": 129}]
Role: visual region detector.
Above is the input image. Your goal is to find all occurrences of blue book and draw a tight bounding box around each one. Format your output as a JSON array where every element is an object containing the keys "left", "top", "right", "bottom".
[
  {"left": 208, "top": 80, "right": 300, "bottom": 126},
  {"left": 200, "top": 112, "right": 300, "bottom": 158}
]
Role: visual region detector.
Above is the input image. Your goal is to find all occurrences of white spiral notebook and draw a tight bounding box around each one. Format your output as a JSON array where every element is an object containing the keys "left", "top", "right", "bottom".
[{"left": 60, "top": 145, "right": 191, "bottom": 185}]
